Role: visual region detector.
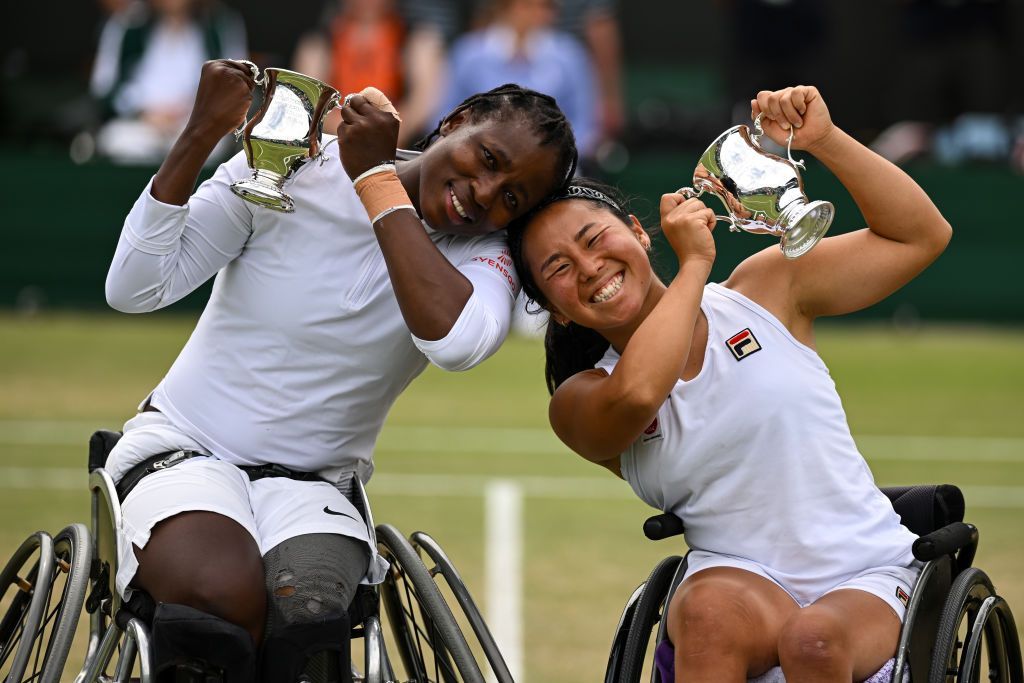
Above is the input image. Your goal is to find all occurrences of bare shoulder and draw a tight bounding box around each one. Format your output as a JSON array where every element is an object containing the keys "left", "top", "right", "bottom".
[
  {"left": 550, "top": 368, "right": 611, "bottom": 413},
  {"left": 722, "top": 245, "right": 815, "bottom": 346}
]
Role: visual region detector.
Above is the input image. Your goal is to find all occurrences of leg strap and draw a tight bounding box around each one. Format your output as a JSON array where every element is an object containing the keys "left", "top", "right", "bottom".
[{"left": 150, "top": 603, "right": 256, "bottom": 682}]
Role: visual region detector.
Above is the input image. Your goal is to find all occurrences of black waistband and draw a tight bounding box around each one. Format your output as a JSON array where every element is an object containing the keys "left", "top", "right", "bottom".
[
  {"left": 238, "top": 462, "right": 326, "bottom": 483},
  {"left": 115, "top": 451, "right": 327, "bottom": 502}
]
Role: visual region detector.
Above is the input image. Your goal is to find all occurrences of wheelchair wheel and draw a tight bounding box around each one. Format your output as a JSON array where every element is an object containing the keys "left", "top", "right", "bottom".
[
  {"left": 605, "top": 582, "right": 646, "bottom": 683},
  {"left": 929, "top": 567, "right": 1023, "bottom": 683},
  {"left": 38, "top": 524, "right": 93, "bottom": 683},
  {"left": 376, "top": 524, "right": 484, "bottom": 683},
  {"left": 410, "top": 531, "right": 514, "bottom": 683},
  {"left": 617, "top": 556, "right": 684, "bottom": 683},
  {"left": 0, "top": 531, "right": 55, "bottom": 683}
]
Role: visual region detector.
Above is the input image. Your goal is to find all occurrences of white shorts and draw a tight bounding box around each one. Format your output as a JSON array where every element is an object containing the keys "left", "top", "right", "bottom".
[
  {"left": 111, "top": 413, "right": 387, "bottom": 597},
  {"left": 683, "top": 550, "right": 923, "bottom": 621}
]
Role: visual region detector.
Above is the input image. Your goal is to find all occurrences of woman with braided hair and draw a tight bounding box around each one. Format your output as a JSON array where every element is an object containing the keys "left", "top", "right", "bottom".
[{"left": 102, "top": 59, "right": 577, "bottom": 679}]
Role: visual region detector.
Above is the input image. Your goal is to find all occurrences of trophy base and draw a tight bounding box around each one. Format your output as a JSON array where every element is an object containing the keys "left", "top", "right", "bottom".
[
  {"left": 780, "top": 201, "right": 834, "bottom": 259},
  {"left": 231, "top": 172, "right": 295, "bottom": 213}
]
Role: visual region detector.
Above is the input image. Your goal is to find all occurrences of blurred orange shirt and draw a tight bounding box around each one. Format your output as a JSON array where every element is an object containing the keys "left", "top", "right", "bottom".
[{"left": 329, "top": 13, "right": 404, "bottom": 100}]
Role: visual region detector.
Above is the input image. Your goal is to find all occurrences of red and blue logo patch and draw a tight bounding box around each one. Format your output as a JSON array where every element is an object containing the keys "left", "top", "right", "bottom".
[{"left": 726, "top": 328, "right": 762, "bottom": 361}]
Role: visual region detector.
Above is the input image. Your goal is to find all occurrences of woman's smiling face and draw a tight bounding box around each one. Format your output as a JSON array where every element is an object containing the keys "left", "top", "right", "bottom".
[
  {"left": 417, "top": 114, "right": 564, "bottom": 236},
  {"left": 522, "top": 200, "right": 655, "bottom": 331}
]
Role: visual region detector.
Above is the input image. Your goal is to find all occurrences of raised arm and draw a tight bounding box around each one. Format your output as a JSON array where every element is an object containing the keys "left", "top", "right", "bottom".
[
  {"left": 151, "top": 60, "right": 255, "bottom": 205},
  {"left": 550, "top": 195, "right": 716, "bottom": 465},
  {"left": 105, "top": 61, "right": 257, "bottom": 313},
  {"left": 336, "top": 92, "right": 477, "bottom": 342},
  {"left": 731, "top": 86, "right": 952, "bottom": 321}
]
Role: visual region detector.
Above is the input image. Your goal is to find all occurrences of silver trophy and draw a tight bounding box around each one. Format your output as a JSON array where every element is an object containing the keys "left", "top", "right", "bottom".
[
  {"left": 231, "top": 62, "right": 340, "bottom": 212},
  {"left": 679, "top": 114, "right": 834, "bottom": 259}
]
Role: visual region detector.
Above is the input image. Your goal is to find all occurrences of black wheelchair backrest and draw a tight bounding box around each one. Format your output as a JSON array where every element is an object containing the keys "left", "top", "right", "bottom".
[
  {"left": 88, "top": 430, "right": 123, "bottom": 473},
  {"left": 881, "top": 484, "right": 965, "bottom": 537}
]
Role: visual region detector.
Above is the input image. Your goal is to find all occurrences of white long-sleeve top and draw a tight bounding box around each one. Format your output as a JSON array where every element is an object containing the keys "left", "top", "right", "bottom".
[{"left": 106, "top": 139, "right": 519, "bottom": 482}]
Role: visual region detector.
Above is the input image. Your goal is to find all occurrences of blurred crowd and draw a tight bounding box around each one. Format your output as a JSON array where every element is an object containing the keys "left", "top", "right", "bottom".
[
  {"left": 39, "top": 0, "right": 1024, "bottom": 174},
  {"left": 78, "top": 0, "right": 623, "bottom": 171}
]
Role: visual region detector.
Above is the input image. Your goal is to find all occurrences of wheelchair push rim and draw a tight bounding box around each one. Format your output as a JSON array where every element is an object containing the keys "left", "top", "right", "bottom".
[
  {"left": 409, "top": 531, "right": 514, "bottom": 683},
  {"left": 0, "top": 531, "right": 56, "bottom": 683},
  {"left": 376, "top": 524, "right": 484, "bottom": 683},
  {"left": 616, "top": 555, "right": 684, "bottom": 683},
  {"left": 929, "top": 567, "right": 1022, "bottom": 683}
]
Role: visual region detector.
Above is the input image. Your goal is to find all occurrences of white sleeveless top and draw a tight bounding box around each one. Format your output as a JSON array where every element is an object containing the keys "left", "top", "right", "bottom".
[{"left": 597, "top": 283, "right": 916, "bottom": 592}]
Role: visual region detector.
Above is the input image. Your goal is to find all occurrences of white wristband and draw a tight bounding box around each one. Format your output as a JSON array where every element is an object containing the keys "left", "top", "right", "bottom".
[
  {"left": 353, "top": 163, "right": 397, "bottom": 187},
  {"left": 371, "top": 204, "right": 416, "bottom": 225}
]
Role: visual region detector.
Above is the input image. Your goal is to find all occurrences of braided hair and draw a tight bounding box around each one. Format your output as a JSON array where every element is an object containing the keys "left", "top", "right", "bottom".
[
  {"left": 415, "top": 84, "right": 578, "bottom": 188},
  {"left": 507, "top": 178, "right": 636, "bottom": 395}
]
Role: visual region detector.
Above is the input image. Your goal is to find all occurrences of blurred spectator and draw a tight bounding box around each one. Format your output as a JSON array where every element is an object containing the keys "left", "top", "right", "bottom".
[
  {"left": 89, "top": 0, "right": 247, "bottom": 164},
  {"left": 871, "top": 0, "right": 1019, "bottom": 169},
  {"left": 554, "top": 0, "right": 625, "bottom": 146},
  {"left": 293, "top": 0, "right": 449, "bottom": 147},
  {"left": 441, "top": 0, "right": 597, "bottom": 156},
  {"left": 444, "top": 0, "right": 597, "bottom": 337}
]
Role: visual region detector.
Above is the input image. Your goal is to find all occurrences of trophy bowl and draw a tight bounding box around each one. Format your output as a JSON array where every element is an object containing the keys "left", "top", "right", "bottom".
[
  {"left": 680, "top": 115, "right": 834, "bottom": 259},
  {"left": 231, "top": 63, "right": 340, "bottom": 213}
]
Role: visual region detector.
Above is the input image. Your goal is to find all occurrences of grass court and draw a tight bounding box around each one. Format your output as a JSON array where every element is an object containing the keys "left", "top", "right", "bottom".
[{"left": 0, "top": 313, "right": 1021, "bottom": 681}]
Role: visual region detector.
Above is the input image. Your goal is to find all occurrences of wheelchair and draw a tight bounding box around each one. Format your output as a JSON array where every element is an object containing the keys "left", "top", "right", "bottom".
[
  {"left": 605, "top": 485, "right": 1023, "bottom": 683},
  {"left": 0, "top": 430, "right": 512, "bottom": 683}
]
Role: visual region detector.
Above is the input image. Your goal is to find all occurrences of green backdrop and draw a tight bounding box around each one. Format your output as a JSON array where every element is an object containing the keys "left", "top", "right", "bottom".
[{"left": 4, "top": 148, "right": 1021, "bottom": 321}]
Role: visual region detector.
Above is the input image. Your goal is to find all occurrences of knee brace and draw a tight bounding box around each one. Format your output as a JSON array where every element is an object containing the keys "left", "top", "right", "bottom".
[
  {"left": 150, "top": 602, "right": 256, "bottom": 683},
  {"left": 260, "top": 534, "right": 370, "bottom": 683}
]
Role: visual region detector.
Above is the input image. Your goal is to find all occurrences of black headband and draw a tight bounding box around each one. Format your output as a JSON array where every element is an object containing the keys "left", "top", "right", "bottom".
[{"left": 551, "top": 184, "right": 623, "bottom": 213}]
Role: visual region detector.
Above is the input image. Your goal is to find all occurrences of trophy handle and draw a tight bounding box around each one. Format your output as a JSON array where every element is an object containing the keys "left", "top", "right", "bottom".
[
  {"left": 232, "top": 60, "right": 265, "bottom": 141},
  {"left": 751, "top": 112, "right": 805, "bottom": 170},
  {"left": 677, "top": 185, "right": 738, "bottom": 231}
]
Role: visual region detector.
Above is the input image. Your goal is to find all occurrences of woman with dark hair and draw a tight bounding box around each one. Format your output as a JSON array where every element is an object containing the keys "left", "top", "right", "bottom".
[
  {"left": 509, "top": 86, "right": 951, "bottom": 682},
  {"left": 102, "top": 59, "right": 577, "bottom": 679}
]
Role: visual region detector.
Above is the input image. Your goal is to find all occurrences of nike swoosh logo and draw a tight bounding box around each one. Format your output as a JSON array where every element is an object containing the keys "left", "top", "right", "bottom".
[{"left": 323, "top": 506, "right": 359, "bottom": 522}]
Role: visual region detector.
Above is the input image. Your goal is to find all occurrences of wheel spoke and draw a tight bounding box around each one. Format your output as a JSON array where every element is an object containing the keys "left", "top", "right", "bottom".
[
  {"left": 29, "top": 568, "right": 57, "bottom": 679},
  {"left": 393, "top": 567, "right": 460, "bottom": 682},
  {"left": 38, "top": 561, "right": 72, "bottom": 670},
  {"left": 3, "top": 610, "right": 27, "bottom": 670}
]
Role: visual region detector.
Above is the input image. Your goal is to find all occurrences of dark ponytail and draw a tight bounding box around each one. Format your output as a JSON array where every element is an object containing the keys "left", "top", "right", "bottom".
[
  {"left": 541, "top": 322, "right": 610, "bottom": 396},
  {"left": 507, "top": 178, "right": 634, "bottom": 395}
]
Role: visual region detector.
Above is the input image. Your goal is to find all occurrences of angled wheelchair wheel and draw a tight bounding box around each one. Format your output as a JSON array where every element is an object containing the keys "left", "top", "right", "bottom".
[
  {"left": 617, "top": 556, "right": 684, "bottom": 683},
  {"left": 410, "top": 531, "right": 514, "bottom": 683},
  {"left": 605, "top": 582, "right": 646, "bottom": 683},
  {"left": 0, "top": 531, "right": 55, "bottom": 683},
  {"left": 376, "top": 524, "right": 484, "bottom": 683},
  {"left": 36, "top": 524, "right": 92, "bottom": 683},
  {"left": 929, "top": 567, "right": 1023, "bottom": 683}
]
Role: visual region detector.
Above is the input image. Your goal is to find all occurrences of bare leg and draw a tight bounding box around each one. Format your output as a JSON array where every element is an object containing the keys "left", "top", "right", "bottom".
[
  {"left": 667, "top": 567, "right": 799, "bottom": 682},
  {"left": 778, "top": 589, "right": 901, "bottom": 682},
  {"left": 132, "top": 511, "right": 267, "bottom": 645}
]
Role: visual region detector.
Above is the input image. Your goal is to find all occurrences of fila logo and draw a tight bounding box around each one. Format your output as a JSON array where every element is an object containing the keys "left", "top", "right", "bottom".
[
  {"left": 726, "top": 328, "right": 762, "bottom": 361},
  {"left": 896, "top": 586, "right": 910, "bottom": 607}
]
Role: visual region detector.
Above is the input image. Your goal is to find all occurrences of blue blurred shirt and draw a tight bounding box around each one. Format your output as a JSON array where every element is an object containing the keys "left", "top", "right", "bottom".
[{"left": 440, "top": 25, "right": 598, "bottom": 154}]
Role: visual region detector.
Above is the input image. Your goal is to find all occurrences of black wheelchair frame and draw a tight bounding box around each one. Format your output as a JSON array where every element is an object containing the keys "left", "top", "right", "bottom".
[
  {"left": 605, "top": 485, "right": 1023, "bottom": 683},
  {"left": 0, "top": 430, "right": 514, "bottom": 683}
]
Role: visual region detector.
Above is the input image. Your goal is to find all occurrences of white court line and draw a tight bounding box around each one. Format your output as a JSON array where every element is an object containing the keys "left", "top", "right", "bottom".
[
  {"left": 1, "top": 420, "right": 1024, "bottom": 463},
  {"left": 2, "top": 467, "right": 1023, "bottom": 509},
  {"left": 485, "top": 481, "right": 523, "bottom": 683}
]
